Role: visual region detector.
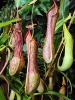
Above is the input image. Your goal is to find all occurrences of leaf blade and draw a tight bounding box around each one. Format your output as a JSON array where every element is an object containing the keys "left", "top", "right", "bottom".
[
  {"left": 0, "top": 18, "right": 21, "bottom": 27},
  {"left": 0, "top": 87, "right": 6, "bottom": 100}
]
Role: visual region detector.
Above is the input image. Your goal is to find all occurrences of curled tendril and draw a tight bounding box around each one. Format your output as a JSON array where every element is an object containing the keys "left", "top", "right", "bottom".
[{"left": 0, "top": 48, "right": 10, "bottom": 75}]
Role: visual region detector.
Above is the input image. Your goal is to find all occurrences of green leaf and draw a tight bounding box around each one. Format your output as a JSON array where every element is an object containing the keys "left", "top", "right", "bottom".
[
  {"left": 55, "top": 19, "right": 64, "bottom": 32},
  {"left": 44, "top": 91, "right": 71, "bottom": 100},
  {"left": 55, "top": 14, "right": 72, "bottom": 32},
  {"left": 54, "top": 33, "right": 62, "bottom": 52},
  {"left": 0, "top": 18, "right": 21, "bottom": 27},
  {"left": 5, "top": 76, "right": 19, "bottom": 94},
  {"left": 0, "top": 33, "right": 9, "bottom": 45},
  {"left": 16, "top": 92, "right": 21, "bottom": 100},
  {"left": 18, "top": 5, "right": 32, "bottom": 14},
  {"left": 39, "top": 3, "right": 47, "bottom": 13},
  {"left": 11, "top": 76, "right": 22, "bottom": 85},
  {"left": 0, "top": 45, "right": 6, "bottom": 52},
  {"left": 18, "top": 0, "right": 51, "bottom": 17},
  {"left": 0, "top": 87, "right": 6, "bottom": 100},
  {"left": 23, "top": 44, "right": 26, "bottom": 52},
  {"left": 59, "top": 0, "right": 70, "bottom": 19},
  {"left": 24, "top": 0, "right": 32, "bottom": 5},
  {"left": 34, "top": 7, "right": 42, "bottom": 16},
  {"left": 56, "top": 0, "right": 70, "bottom": 32},
  {"left": 38, "top": 48, "right": 42, "bottom": 53},
  {"left": 39, "top": 0, "right": 50, "bottom": 3},
  {"left": 15, "top": 0, "right": 21, "bottom": 8},
  {"left": 34, "top": 91, "right": 71, "bottom": 100},
  {"left": 22, "top": 95, "right": 29, "bottom": 100}
]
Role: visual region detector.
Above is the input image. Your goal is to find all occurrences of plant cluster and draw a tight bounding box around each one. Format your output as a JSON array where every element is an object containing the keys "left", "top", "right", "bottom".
[{"left": 0, "top": 0, "right": 75, "bottom": 100}]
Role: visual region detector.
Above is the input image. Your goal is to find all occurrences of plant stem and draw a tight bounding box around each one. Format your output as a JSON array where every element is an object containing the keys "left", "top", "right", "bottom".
[
  {"left": 31, "top": 4, "right": 34, "bottom": 37},
  {"left": 45, "top": 37, "right": 65, "bottom": 78},
  {"left": 68, "top": 11, "right": 75, "bottom": 30}
]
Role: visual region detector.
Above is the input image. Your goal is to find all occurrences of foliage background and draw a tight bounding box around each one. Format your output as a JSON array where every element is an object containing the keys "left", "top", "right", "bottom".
[{"left": 0, "top": 0, "right": 75, "bottom": 100}]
